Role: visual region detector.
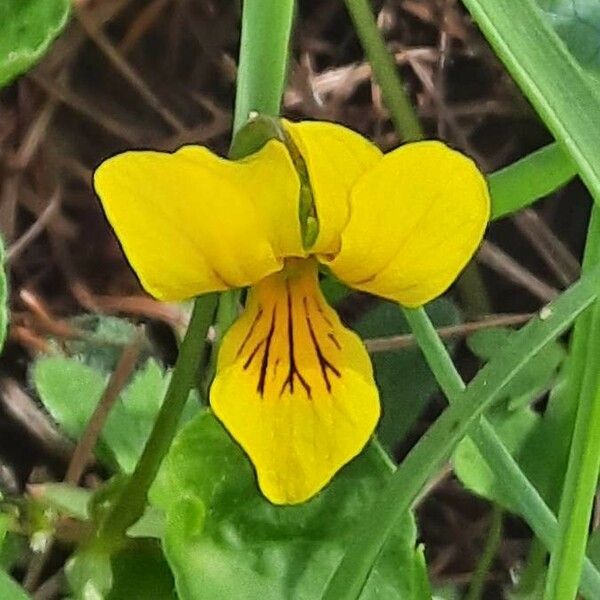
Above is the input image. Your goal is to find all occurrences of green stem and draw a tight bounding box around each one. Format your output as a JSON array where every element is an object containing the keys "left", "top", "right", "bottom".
[
  {"left": 95, "top": 294, "right": 218, "bottom": 549},
  {"left": 465, "top": 505, "right": 503, "bottom": 600},
  {"left": 323, "top": 269, "right": 600, "bottom": 600},
  {"left": 218, "top": 0, "right": 296, "bottom": 338},
  {"left": 233, "top": 0, "right": 295, "bottom": 135},
  {"left": 402, "top": 308, "right": 464, "bottom": 397},
  {"left": 344, "top": 0, "right": 423, "bottom": 141}
]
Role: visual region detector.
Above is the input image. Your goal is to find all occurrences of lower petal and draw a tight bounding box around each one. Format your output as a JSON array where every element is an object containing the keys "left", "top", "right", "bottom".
[{"left": 210, "top": 259, "right": 380, "bottom": 505}]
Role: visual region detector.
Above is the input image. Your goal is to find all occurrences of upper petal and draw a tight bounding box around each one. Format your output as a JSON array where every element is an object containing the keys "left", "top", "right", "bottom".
[
  {"left": 327, "top": 141, "right": 490, "bottom": 307},
  {"left": 283, "top": 120, "right": 382, "bottom": 255},
  {"left": 94, "top": 140, "right": 303, "bottom": 301},
  {"left": 210, "top": 259, "right": 380, "bottom": 505}
]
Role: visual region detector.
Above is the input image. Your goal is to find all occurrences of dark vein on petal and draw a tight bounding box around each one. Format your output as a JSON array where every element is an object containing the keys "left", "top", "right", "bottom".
[
  {"left": 243, "top": 339, "right": 264, "bottom": 370},
  {"left": 303, "top": 297, "right": 341, "bottom": 393},
  {"left": 257, "top": 306, "right": 277, "bottom": 396},
  {"left": 280, "top": 282, "right": 311, "bottom": 398},
  {"left": 236, "top": 304, "right": 264, "bottom": 358},
  {"left": 328, "top": 332, "right": 342, "bottom": 350},
  {"left": 315, "top": 299, "right": 334, "bottom": 328}
]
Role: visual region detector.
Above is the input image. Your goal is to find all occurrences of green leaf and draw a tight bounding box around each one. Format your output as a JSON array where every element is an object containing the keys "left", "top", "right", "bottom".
[
  {"left": 32, "top": 482, "right": 90, "bottom": 520},
  {"left": 66, "top": 548, "right": 113, "bottom": 600},
  {"left": 412, "top": 545, "right": 433, "bottom": 599},
  {"left": 538, "top": 0, "right": 600, "bottom": 74},
  {"left": 320, "top": 275, "right": 352, "bottom": 306},
  {"left": 31, "top": 481, "right": 166, "bottom": 540},
  {"left": 454, "top": 328, "right": 565, "bottom": 511},
  {"left": 0, "top": 569, "right": 30, "bottom": 600},
  {"left": 0, "top": 0, "right": 71, "bottom": 87},
  {"left": 65, "top": 315, "right": 140, "bottom": 373},
  {"left": 453, "top": 403, "right": 541, "bottom": 512},
  {"left": 108, "top": 540, "right": 176, "bottom": 600},
  {"left": 488, "top": 142, "right": 576, "bottom": 220},
  {"left": 0, "top": 531, "right": 25, "bottom": 573},
  {"left": 152, "top": 411, "right": 420, "bottom": 600},
  {"left": 354, "top": 298, "right": 460, "bottom": 449},
  {"left": 461, "top": 0, "right": 600, "bottom": 206},
  {"left": 33, "top": 356, "right": 198, "bottom": 473},
  {"left": 32, "top": 356, "right": 109, "bottom": 453},
  {"left": 467, "top": 327, "right": 565, "bottom": 409},
  {"left": 587, "top": 527, "right": 600, "bottom": 570}
]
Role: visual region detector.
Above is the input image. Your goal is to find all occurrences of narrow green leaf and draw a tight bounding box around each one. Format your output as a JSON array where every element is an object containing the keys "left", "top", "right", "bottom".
[
  {"left": 0, "top": 0, "right": 71, "bottom": 87},
  {"left": 461, "top": 0, "right": 600, "bottom": 205},
  {"left": 467, "top": 327, "right": 564, "bottom": 409},
  {"left": 489, "top": 143, "right": 577, "bottom": 220},
  {"left": 412, "top": 545, "right": 433, "bottom": 600}
]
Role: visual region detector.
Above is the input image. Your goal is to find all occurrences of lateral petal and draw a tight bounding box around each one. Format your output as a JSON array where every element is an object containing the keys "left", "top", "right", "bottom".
[
  {"left": 328, "top": 141, "right": 490, "bottom": 307},
  {"left": 210, "top": 259, "right": 380, "bottom": 505},
  {"left": 283, "top": 120, "right": 382, "bottom": 255},
  {"left": 94, "top": 140, "right": 302, "bottom": 301}
]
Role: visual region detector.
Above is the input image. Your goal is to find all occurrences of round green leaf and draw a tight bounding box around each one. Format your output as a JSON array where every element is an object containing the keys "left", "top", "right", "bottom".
[
  {"left": 539, "top": 0, "right": 600, "bottom": 74},
  {"left": 0, "top": 0, "right": 71, "bottom": 87},
  {"left": 152, "top": 412, "right": 421, "bottom": 600}
]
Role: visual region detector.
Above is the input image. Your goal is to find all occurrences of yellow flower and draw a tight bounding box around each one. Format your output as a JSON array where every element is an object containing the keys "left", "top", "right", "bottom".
[{"left": 94, "top": 120, "right": 490, "bottom": 505}]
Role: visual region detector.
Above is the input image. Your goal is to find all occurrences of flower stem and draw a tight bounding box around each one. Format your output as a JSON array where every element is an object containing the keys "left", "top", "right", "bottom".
[
  {"left": 217, "top": 0, "right": 297, "bottom": 338},
  {"left": 94, "top": 293, "right": 218, "bottom": 550},
  {"left": 344, "top": 0, "right": 423, "bottom": 141},
  {"left": 233, "top": 0, "right": 295, "bottom": 135}
]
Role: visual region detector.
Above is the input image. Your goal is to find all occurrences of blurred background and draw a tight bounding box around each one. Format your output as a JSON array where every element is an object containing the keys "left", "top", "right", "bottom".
[{"left": 0, "top": 1, "right": 591, "bottom": 596}]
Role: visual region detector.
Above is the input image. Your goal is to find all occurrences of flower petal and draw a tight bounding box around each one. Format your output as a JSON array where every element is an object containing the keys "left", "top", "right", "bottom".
[
  {"left": 327, "top": 141, "right": 490, "bottom": 307},
  {"left": 210, "top": 259, "right": 380, "bottom": 504},
  {"left": 94, "top": 140, "right": 302, "bottom": 301},
  {"left": 283, "top": 120, "right": 382, "bottom": 255}
]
